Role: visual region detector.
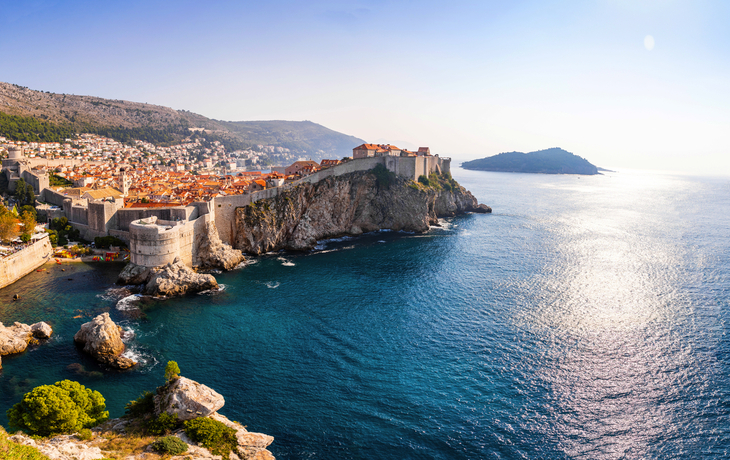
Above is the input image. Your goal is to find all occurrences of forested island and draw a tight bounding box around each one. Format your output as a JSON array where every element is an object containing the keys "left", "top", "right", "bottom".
[{"left": 461, "top": 147, "right": 599, "bottom": 175}]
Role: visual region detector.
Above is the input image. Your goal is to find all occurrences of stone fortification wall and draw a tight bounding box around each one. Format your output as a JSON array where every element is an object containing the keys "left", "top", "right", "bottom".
[
  {"left": 212, "top": 156, "right": 450, "bottom": 245},
  {"left": 70, "top": 204, "right": 89, "bottom": 226},
  {"left": 0, "top": 236, "right": 52, "bottom": 290},
  {"left": 116, "top": 206, "right": 196, "bottom": 232},
  {"left": 21, "top": 170, "right": 49, "bottom": 195},
  {"left": 129, "top": 216, "right": 196, "bottom": 267},
  {"left": 43, "top": 188, "right": 70, "bottom": 207}
]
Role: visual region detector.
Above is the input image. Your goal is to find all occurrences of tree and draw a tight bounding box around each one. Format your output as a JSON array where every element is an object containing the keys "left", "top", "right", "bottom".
[
  {"left": 20, "top": 210, "right": 37, "bottom": 241},
  {"left": 164, "top": 361, "right": 180, "bottom": 382},
  {"left": 6, "top": 380, "right": 109, "bottom": 436},
  {"left": 0, "top": 206, "right": 19, "bottom": 243}
]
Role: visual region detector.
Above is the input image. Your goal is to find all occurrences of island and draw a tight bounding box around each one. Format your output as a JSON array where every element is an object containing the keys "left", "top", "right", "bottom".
[{"left": 461, "top": 147, "right": 599, "bottom": 175}]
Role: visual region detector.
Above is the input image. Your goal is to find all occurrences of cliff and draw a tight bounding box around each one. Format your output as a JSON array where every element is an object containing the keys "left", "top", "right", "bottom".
[
  {"left": 461, "top": 147, "right": 599, "bottom": 175},
  {"left": 234, "top": 169, "right": 489, "bottom": 255}
]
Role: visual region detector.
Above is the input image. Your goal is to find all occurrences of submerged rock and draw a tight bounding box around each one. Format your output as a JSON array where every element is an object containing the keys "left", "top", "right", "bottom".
[
  {"left": 154, "top": 376, "right": 225, "bottom": 421},
  {"left": 143, "top": 258, "right": 218, "bottom": 296},
  {"left": 73, "top": 313, "right": 136, "bottom": 370}
]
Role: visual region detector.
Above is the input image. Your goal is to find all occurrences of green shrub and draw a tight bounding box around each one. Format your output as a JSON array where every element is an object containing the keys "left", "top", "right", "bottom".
[
  {"left": 151, "top": 435, "right": 188, "bottom": 455},
  {"left": 184, "top": 417, "right": 238, "bottom": 460},
  {"left": 124, "top": 391, "right": 155, "bottom": 418},
  {"left": 77, "top": 428, "right": 92, "bottom": 440},
  {"left": 146, "top": 412, "right": 180, "bottom": 436},
  {"left": 418, "top": 175, "right": 430, "bottom": 186},
  {"left": 371, "top": 164, "right": 396, "bottom": 189},
  {"left": 93, "top": 235, "right": 127, "bottom": 249},
  {"left": 6, "top": 380, "right": 108, "bottom": 436},
  {"left": 164, "top": 361, "right": 180, "bottom": 382}
]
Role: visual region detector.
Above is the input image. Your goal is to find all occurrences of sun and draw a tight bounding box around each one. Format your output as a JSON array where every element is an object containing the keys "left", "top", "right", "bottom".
[{"left": 644, "top": 35, "right": 655, "bottom": 51}]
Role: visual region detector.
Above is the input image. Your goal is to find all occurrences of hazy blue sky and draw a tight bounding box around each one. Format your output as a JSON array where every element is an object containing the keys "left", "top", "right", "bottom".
[{"left": 1, "top": 0, "right": 729, "bottom": 174}]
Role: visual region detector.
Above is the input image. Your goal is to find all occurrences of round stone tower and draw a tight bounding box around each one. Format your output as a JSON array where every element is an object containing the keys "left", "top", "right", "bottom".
[{"left": 8, "top": 146, "right": 23, "bottom": 160}]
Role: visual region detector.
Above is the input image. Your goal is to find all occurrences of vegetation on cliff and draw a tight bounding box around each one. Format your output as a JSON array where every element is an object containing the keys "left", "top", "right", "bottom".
[
  {"left": 1, "top": 81, "right": 364, "bottom": 158},
  {"left": 0, "top": 426, "right": 50, "bottom": 460},
  {"left": 234, "top": 168, "right": 488, "bottom": 255},
  {"left": 461, "top": 147, "right": 599, "bottom": 175},
  {"left": 6, "top": 380, "right": 108, "bottom": 436}
]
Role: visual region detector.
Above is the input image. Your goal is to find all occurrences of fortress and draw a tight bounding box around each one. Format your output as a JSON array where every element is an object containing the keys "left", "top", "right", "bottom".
[{"left": 3, "top": 147, "right": 450, "bottom": 269}]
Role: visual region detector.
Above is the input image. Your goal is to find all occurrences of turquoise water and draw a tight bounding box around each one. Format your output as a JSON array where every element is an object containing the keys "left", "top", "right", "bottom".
[{"left": 1, "top": 167, "right": 730, "bottom": 459}]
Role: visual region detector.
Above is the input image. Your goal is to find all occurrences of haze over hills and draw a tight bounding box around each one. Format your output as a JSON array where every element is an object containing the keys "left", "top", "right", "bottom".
[
  {"left": 0, "top": 82, "right": 364, "bottom": 162},
  {"left": 461, "top": 148, "right": 599, "bottom": 175}
]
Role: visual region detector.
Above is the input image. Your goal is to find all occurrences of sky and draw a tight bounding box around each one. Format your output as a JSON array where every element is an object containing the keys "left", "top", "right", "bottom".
[{"left": 1, "top": 0, "right": 729, "bottom": 174}]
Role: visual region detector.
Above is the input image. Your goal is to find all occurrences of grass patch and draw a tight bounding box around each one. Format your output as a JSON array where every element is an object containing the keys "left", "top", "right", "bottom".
[{"left": 0, "top": 426, "right": 51, "bottom": 460}]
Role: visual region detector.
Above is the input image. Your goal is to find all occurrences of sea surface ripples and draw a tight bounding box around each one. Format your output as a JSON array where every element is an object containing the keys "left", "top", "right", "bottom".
[{"left": 1, "top": 168, "right": 729, "bottom": 459}]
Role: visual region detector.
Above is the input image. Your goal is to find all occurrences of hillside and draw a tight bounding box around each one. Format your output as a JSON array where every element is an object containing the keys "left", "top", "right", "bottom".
[
  {"left": 461, "top": 148, "right": 599, "bottom": 175},
  {"left": 0, "top": 82, "right": 364, "bottom": 160}
]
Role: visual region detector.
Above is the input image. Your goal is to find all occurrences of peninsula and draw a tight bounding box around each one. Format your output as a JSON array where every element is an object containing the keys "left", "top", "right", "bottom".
[{"left": 461, "top": 147, "right": 599, "bottom": 175}]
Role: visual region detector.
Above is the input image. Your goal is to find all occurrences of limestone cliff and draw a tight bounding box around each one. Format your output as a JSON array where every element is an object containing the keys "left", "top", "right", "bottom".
[{"left": 234, "top": 169, "right": 490, "bottom": 255}]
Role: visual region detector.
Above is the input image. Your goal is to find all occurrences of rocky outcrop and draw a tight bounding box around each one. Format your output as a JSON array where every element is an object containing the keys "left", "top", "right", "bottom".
[
  {"left": 9, "top": 433, "right": 105, "bottom": 460},
  {"left": 73, "top": 313, "right": 136, "bottom": 370},
  {"left": 234, "top": 170, "right": 490, "bottom": 254},
  {"left": 154, "top": 376, "right": 225, "bottom": 421},
  {"left": 118, "top": 258, "right": 219, "bottom": 297},
  {"left": 144, "top": 258, "right": 218, "bottom": 296},
  {"left": 210, "top": 413, "right": 275, "bottom": 460},
  {"left": 195, "top": 219, "right": 246, "bottom": 270},
  {"left": 117, "top": 262, "right": 151, "bottom": 285},
  {"left": 0, "top": 320, "right": 53, "bottom": 358},
  {"left": 153, "top": 375, "right": 275, "bottom": 459}
]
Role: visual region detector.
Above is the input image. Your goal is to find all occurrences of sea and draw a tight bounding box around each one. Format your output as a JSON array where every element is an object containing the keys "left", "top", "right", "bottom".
[{"left": 1, "top": 167, "right": 729, "bottom": 459}]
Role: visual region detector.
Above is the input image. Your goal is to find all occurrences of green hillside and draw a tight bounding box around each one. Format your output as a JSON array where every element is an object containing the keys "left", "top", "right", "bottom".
[{"left": 461, "top": 148, "right": 599, "bottom": 175}]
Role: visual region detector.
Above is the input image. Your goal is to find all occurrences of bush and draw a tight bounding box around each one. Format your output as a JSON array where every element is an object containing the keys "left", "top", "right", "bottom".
[
  {"left": 151, "top": 436, "right": 188, "bottom": 455},
  {"left": 418, "top": 175, "right": 430, "bottom": 186},
  {"left": 371, "top": 164, "right": 396, "bottom": 189},
  {"left": 94, "top": 235, "right": 127, "bottom": 249},
  {"left": 184, "top": 417, "right": 238, "bottom": 460},
  {"left": 146, "top": 412, "right": 180, "bottom": 436},
  {"left": 124, "top": 391, "right": 155, "bottom": 418},
  {"left": 6, "top": 380, "right": 109, "bottom": 436},
  {"left": 164, "top": 361, "right": 180, "bottom": 382},
  {"left": 77, "top": 428, "right": 93, "bottom": 440}
]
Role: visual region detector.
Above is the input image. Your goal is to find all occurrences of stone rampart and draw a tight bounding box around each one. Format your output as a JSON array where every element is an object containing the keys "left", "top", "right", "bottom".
[
  {"left": 129, "top": 216, "right": 195, "bottom": 267},
  {"left": 0, "top": 235, "right": 53, "bottom": 290}
]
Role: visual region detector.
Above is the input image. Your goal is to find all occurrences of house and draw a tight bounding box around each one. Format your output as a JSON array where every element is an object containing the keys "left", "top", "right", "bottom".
[
  {"left": 320, "top": 159, "right": 341, "bottom": 168},
  {"left": 285, "top": 160, "right": 320, "bottom": 176},
  {"left": 82, "top": 187, "right": 124, "bottom": 202}
]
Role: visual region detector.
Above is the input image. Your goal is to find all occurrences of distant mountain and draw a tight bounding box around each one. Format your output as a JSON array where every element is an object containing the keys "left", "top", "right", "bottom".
[
  {"left": 461, "top": 148, "right": 598, "bottom": 175},
  {"left": 0, "top": 82, "right": 364, "bottom": 160}
]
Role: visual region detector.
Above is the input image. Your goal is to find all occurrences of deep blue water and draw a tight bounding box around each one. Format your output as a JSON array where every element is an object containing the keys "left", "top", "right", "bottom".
[{"left": 1, "top": 167, "right": 730, "bottom": 459}]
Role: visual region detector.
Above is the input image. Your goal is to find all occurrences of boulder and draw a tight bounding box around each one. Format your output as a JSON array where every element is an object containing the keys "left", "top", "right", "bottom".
[
  {"left": 31, "top": 321, "right": 53, "bottom": 339},
  {"left": 210, "top": 413, "right": 275, "bottom": 460},
  {"left": 73, "top": 313, "right": 136, "bottom": 370},
  {"left": 117, "top": 262, "right": 151, "bottom": 285},
  {"left": 143, "top": 258, "right": 218, "bottom": 296},
  {"left": 0, "top": 321, "right": 33, "bottom": 355},
  {"left": 154, "top": 376, "right": 225, "bottom": 421}
]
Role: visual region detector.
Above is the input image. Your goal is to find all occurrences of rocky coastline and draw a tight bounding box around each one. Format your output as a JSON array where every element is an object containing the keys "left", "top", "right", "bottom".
[
  {"left": 0, "top": 320, "right": 53, "bottom": 370},
  {"left": 234, "top": 169, "right": 490, "bottom": 254}
]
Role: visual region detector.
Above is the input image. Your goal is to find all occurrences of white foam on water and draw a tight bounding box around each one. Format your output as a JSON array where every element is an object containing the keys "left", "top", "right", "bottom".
[
  {"left": 277, "top": 256, "right": 295, "bottom": 266},
  {"left": 198, "top": 284, "right": 226, "bottom": 295},
  {"left": 266, "top": 281, "right": 280, "bottom": 289}
]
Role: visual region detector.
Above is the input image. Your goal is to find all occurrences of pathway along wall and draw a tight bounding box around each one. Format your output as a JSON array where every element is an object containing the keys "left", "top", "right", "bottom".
[{"left": 0, "top": 236, "right": 53, "bottom": 290}]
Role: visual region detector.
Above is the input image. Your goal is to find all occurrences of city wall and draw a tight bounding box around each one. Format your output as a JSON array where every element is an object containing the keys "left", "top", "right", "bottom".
[
  {"left": 59, "top": 155, "right": 451, "bottom": 263},
  {"left": 0, "top": 235, "right": 53, "bottom": 290}
]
